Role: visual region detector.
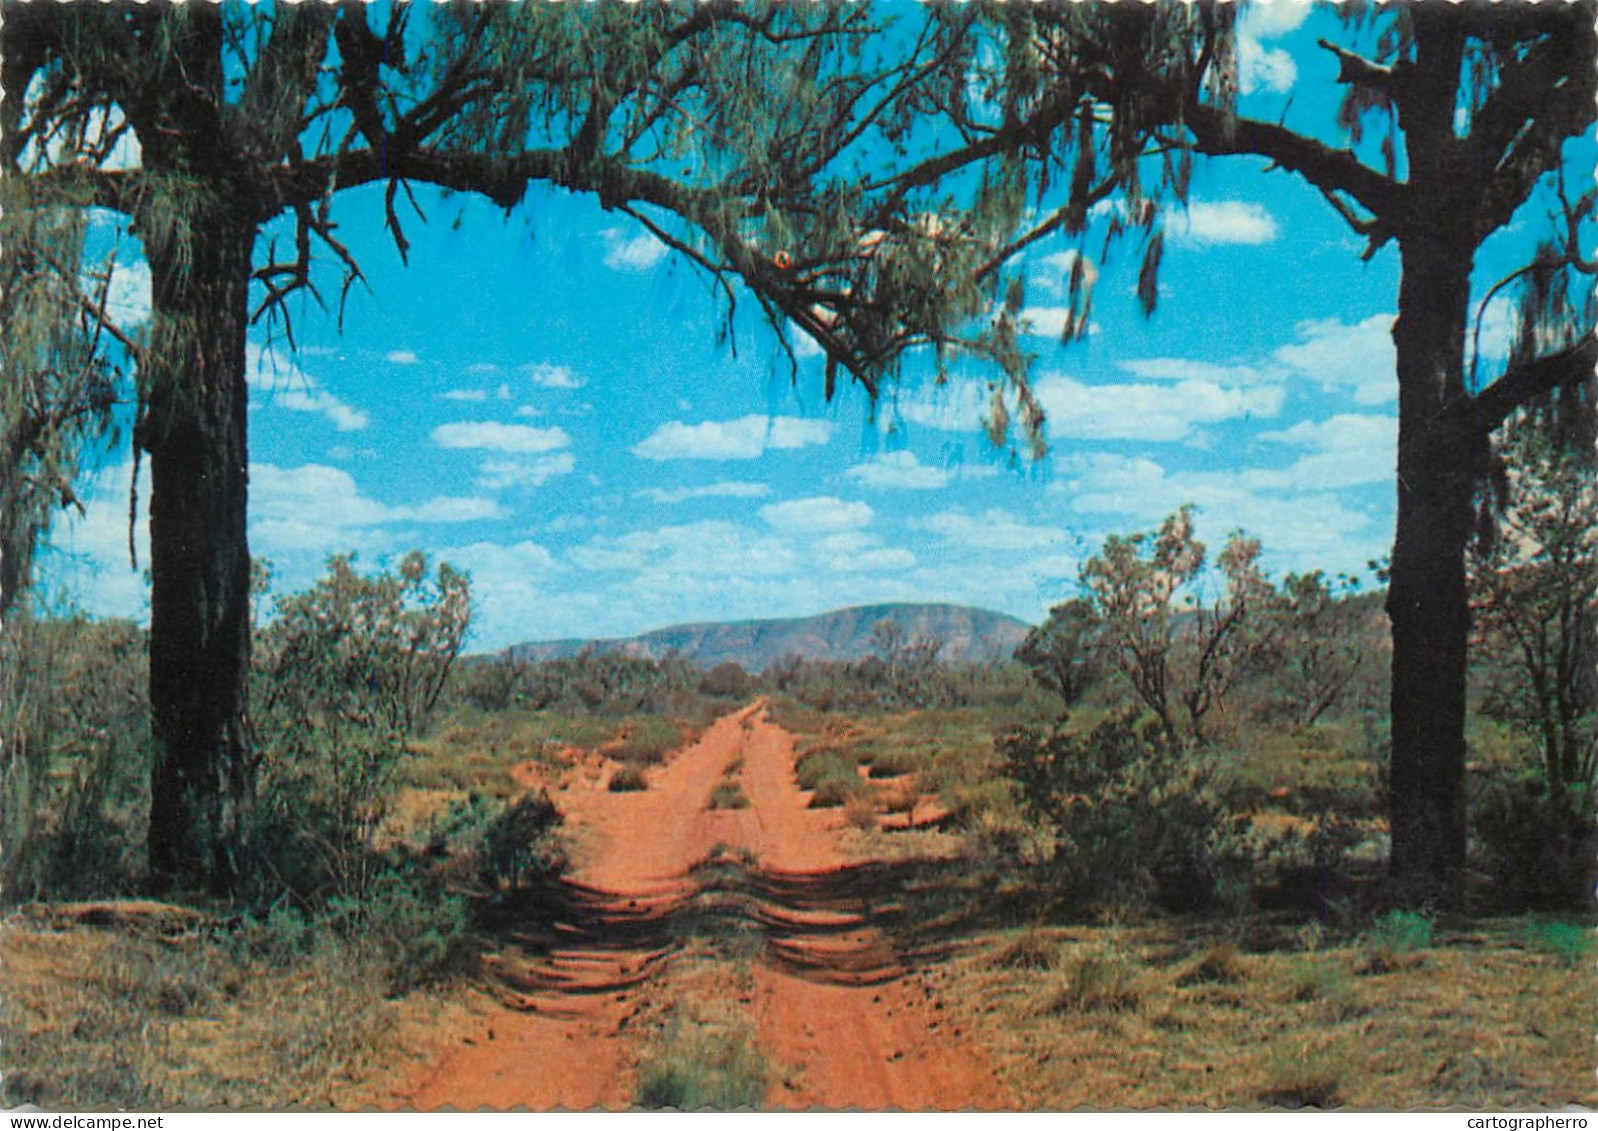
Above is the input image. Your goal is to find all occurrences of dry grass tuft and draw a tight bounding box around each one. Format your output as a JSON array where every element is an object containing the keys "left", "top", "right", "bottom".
[
  {"left": 1043, "top": 947, "right": 1144, "bottom": 1015},
  {"left": 1259, "top": 1039, "right": 1345, "bottom": 1108},
  {"left": 609, "top": 764, "right": 649, "bottom": 792},
  {"left": 1175, "top": 940, "right": 1246, "bottom": 987},
  {"left": 987, "top": 928, "right": 1061, "bottom": 971},
  {"left": 843, "top": 792, "right": 878, "bottom": 830}
]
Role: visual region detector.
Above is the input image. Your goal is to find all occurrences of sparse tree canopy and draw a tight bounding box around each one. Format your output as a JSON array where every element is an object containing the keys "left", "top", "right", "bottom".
[{"left": 1080, "top": 506, "right": 1275, "bottom": 747}]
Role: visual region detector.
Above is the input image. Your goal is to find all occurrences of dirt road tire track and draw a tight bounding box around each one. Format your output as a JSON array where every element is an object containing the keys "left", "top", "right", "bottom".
[{"left": 392, "top": 702, "right": 1010, "bottom": 1111}]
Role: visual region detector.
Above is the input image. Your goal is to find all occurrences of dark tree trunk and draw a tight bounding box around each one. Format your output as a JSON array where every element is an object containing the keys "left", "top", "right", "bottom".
[
  {"left": 142, "top": 208, "right": 256, "bottom": 894},
  {"left": 1385, "top": 233, "right": 1482, "bottom": 909}
]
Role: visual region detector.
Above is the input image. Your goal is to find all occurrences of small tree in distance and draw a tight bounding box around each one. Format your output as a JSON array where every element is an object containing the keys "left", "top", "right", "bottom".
[
  {"left": 1265, "top": 571, "right": 1372, "bottom": 730},
  {"left": 1015, "top": 598, "right": 1102, "bottom": 708},
  {"left": 1079, "top": 506, "right": 1276, "bottom": 747}
]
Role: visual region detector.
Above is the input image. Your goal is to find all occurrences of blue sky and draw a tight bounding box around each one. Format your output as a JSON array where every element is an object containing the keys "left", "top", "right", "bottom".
[{"left": 47, "top": 3, "right": 1572, "bottom": 652}]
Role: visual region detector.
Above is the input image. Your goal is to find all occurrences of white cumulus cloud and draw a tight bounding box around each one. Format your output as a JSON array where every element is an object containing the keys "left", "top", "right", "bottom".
[
  {"left": 1259, "top": 413, "right": 1397, "bottom": 489},
  {"left": 1171, "top": 200, "right": 1280, "bottom": 247},
  {"left": 1117, "top": 357, "right": 1284, "bottom": 386},
  {"left": 1035, "top": 374, "right": 1283, "bottom": 442},
  {"left": 602, "top": 228, "right": 669, "bottom": 272},
  {"left": 759, "top": 496, "right": 873, "bottom": 533},
  {"left": 846, "top": 451, "right": 951, "bottom": 490},
  {"left": 432, "top": 421, "right": 571, "bottom": 454},
  {"left": 918, "top": 508, "right": 1066, "bottom": 551},
  {"left": 248, "top": 344, "right": 369, "bottom": 431},
  {"left": 250, "top": 462, "right": 503, "bottom": 554},
  {"left": 1272, "top": 313, "right": 1396, "bottom": 405},
  {"left": 522, "top": 362, "right": 584, "bottom": 389},
  {"left": 1237, "top": 36, "right": 1298, "bottom": 95},
  {"left": 632, "top": 415, "right": 833, "bottom": 460},
  {"left": 474, "top": 453, "right": 577, "bottom": 490},
  {"left": 637, "top": 481, "right": 772, "bottom": 504}
]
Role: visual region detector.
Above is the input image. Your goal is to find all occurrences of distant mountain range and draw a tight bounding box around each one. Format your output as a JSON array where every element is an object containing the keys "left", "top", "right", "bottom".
[{"left": 508, "top": 603, "right": 1033, "bottom": 670}]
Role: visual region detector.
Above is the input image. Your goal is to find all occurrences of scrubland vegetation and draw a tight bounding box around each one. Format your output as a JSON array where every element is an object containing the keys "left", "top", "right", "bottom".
[{"left": 2, "top": 487, "right": 1593, "bottom": 1109}]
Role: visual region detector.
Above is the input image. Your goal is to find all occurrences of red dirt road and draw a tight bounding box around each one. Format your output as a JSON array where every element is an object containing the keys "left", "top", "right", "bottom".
[{"left": 391, "top": 702, "right": 1009, "bottom": 1111}]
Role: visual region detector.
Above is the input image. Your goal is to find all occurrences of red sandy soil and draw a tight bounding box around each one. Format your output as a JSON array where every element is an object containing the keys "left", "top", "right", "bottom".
[{"left": 387, "top": 701, "right": 1009, "bottom": 1111}]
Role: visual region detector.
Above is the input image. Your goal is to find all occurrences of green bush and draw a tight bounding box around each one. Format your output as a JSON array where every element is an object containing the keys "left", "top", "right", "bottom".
[
  {"left": 862, "top": 745, "right": 926, "bottom": 778},
  {"left": 808, "top": 776, "right": 867, "bottom": 809},
  {"left": 795, "top": 748, "right": 856, "bottom": 791},
  {"left": 1, "top": 617, "right": 150, "bottom": 901},
  {"left": 248, "top": 553, "right": 472, "bottom": 903},
  {"left": 1367, "top": 909, "right": 1434, "bottom": 951},
  {"left": 328, "top": 868, "right": 471, "bottom": 993},
  {"left": 1474, "top": 773, "right": 1597, "bottom": 912},
  {"left": 475, "top": 791, "right": 566, "bottom": 891},
  {"left": 709, "top": 782, "right": 749, "bottom": 810},
  {"left": 1360, "top": 909, "right": 1433, "bottom": 973},
  {"left": 1520, "top": 920, "right": 1592, "bottom": 965},
  {"left": 613, "top": 716, "right": 685, "bottom": 764},
  {"left": 999, "top": 711, "right": 1254, "bottom": 913}
]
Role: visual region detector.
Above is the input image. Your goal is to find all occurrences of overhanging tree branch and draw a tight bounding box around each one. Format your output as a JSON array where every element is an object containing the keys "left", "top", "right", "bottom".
[
  {"left": 1182, "top": 101, "right": 1403, "bottom": 225},
  {"left": 1470, "top": 336, "right": 1598, "bottom": 433}
]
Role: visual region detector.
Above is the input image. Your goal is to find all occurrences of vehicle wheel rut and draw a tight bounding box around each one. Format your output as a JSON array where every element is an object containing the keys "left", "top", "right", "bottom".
[{"left": 392, "top": 703, "right": 1009, "bottom": 1110}]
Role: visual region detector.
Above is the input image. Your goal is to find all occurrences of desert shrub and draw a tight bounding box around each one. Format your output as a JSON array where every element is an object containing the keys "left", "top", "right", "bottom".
[
  {"left": 1000, "top": 711, "right": 1254, "bottom": 913},
  {"left": 709, "top": 782, "right": 749, "bottom": 810},
  {"left": 988, "top": 927, "right": 1060, "bottom": 970},
  {"left": 609, "top": 764, "right": 649, "bottom": 792},
  {"left": 862, "top": 745, "right": 925, "bottom": 778},
  {"left": 326, "top": 866, "right": 471, "bottom": 992},
  {"left": 517, "top": 652, "right": 700, "bottom": 715},
  {"left": 795, "top": 747, "right": 853, "bottom": 790},
  {"left": 842, "top": 792, "right": 877, "bottom": 829},
  {"left": 1519, "top": 920, "right": 1592, "bottom": 965},
  {"left": 475, "top": 791, "right": 566, "bottom": 890},
  {"left": 453, "top": 652, "right": 529, "bottom": 711},
  {"left": 0, "top": 616, "right": 150, "bottom": 901},
  {"left": 700, "top": 662, "right": 754, "bottom": 700},
  {"left": 1473, "top": 772, "right": 1597, "bottom": 912},
  {"left": 1284, "top": 956, "right": 1352, "bottom": 1004},
  {"left": 809, "top": 775, "right": 867, "bottom": 809},
  {"left": 613, "top": 716, "right": 685, "bottom": 764},
  {"left": 635, "top": 1014, "right": 769, "bottom": 1109},
  {"left": 1359, "top": 909, "right": 1433, "bottom": 973},
  {"left": 795, "top": 747, "right": 867, "bottom": 808},
  {"left": 237, "top": 859, "right": 469, "bottom": 994},
  {"left": 1175, "top": 941, "right": 1246, "bottom": 986},
  {"left": 250, "top": 552, "right": 471, "bottom": 902}
]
